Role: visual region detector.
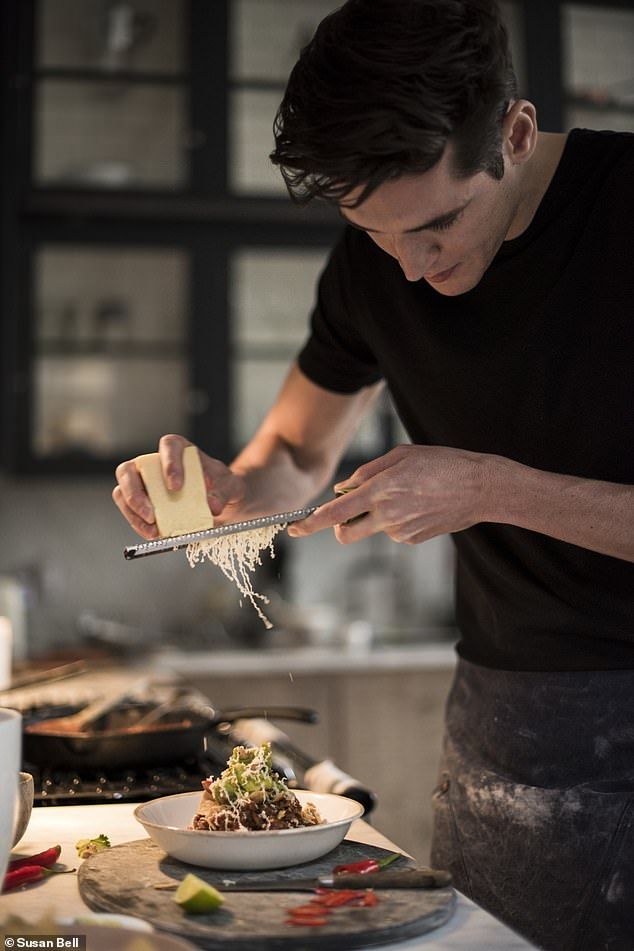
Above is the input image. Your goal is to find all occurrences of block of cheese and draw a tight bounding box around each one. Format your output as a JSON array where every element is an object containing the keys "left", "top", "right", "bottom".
[{"left": 134, "top": 445, "right": 214, "bottom": 538}]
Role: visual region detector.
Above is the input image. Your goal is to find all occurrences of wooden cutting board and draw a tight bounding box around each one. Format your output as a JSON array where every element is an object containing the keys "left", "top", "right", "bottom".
[{"left": 78, "top": 839, "right": 455, "bottom": 950}]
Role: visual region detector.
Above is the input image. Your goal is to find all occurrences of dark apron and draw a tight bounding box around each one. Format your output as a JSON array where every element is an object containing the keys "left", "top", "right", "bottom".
[{"left": 430, "top": 657, "right": 634, "bottom": 951}]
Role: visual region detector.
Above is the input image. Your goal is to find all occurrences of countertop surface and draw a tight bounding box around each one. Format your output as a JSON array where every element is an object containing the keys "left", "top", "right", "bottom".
[
  {"left": 150, "top": 641, "right": 457, "bottom": 676},
  {"left": 0, "top": 803, "right": 535, "bottom": 949}
]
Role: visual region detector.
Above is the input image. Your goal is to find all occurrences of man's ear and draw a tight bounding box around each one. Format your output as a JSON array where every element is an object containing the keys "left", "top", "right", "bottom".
[{"left": 503, "top": 100, "right": 538, "bottom": 166}]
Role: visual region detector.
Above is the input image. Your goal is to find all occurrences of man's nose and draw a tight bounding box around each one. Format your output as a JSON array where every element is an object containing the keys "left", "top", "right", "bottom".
[{"left": 392, "top": 234, "right": 438, "bottom": 282}]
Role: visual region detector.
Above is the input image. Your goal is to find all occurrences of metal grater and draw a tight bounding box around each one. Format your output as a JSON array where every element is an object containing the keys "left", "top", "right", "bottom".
[{"left": 123, "top": 506, "right": 318, "bottom": 560}]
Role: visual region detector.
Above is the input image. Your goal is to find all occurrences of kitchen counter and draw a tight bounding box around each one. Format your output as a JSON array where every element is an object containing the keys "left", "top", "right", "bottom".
[
  {"left": 1, "top": 803, "right": 534, "bottom": 949},
  {"left": 150, "top": 641, "right": 457, "bottom": 677}
]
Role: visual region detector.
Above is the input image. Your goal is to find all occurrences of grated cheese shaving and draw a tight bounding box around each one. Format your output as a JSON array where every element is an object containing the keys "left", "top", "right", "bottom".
[{"left": 185, "top": 524, "right": 286, "bottom": 629}]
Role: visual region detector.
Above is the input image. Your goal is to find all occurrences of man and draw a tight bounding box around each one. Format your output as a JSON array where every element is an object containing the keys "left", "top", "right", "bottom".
[{"left": 114, "top": 1, "right": 634, "bottom": 947}]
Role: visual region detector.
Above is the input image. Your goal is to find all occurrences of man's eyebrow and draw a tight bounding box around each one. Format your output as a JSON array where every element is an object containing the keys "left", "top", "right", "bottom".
[{"left": 338, "top": 200, "right": 471, "bottom": 234}]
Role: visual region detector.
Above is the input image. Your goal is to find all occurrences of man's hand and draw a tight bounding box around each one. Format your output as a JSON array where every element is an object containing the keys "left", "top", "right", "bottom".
[
  {"left": 112, "top": 434, "right": 246, "bottom": 539},
  {"left": 288, "top": 444, "right": 488, "bottom": 544}
]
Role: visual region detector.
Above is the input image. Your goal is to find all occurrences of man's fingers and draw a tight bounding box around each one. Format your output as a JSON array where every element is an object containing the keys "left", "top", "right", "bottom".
[
  {"left": 333, "top": 511, "right": 381, "bottom": 544},
  {"left": 200, "top": 465, "right": 246, "bottom": 521},
  {"left": 157, "top": 437, "right": 241, "bottom": 518},
  {"left": 334, "top": 446, "right": 406, "bottom": 492},
  {"left": 202, "top": 461, "right": 242, "bottom": 498},
  {"left": 112, "top": 485, "right": 158, "bottom": 540},
  {"left": 158, "top": 434, "right": 192, "bottom": 491},
  {"left": 288, "top": 491, "right": 371, "bottom": 537},
  {"left": 114, "top": 436, "right": 245, "bottom": 538},
  {"left": 114, "top": 459, "right": 155, "bottom": 524}
]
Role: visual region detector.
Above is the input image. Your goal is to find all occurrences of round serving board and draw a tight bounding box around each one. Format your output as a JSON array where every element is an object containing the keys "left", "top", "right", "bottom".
[{"left": 78, "top": 839, "right": 455, "bottom": 951}]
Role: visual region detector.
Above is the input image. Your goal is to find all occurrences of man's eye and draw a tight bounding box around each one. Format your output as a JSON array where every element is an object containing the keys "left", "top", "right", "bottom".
[{"left": 430, "top": 217, "right": 457, "bottom": 232}]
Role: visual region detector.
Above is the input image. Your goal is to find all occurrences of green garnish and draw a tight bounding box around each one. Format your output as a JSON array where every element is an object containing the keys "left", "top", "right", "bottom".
[
  {"left": 75, "top": 834, "right": 111, "bottom": 858},
  {"left": 208, "top": 742, "right": 287, "bottom": 805}
]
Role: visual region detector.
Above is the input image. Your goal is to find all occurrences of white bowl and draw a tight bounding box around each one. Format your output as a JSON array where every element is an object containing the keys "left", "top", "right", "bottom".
[
  {"left": 13, "top": 771, "right": 34, "bottom": 846},
  {"left": 134, "top": 789, "right": 364, "bottom": 870}
]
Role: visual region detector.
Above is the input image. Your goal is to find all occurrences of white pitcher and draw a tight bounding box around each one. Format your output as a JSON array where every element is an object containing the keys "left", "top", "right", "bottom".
[{"left": 0, "top": 708, "right": 22, "bottom": 884}]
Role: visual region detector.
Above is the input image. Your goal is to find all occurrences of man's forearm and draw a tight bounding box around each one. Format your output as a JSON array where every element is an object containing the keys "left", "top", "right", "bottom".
[
  {"left": 484, "top": 455, "right": 634, "bottom": 562},
  {"left": 229, "top": 430, "right": 336, "bottom": 518},
  {"left": 225, "top": 365, "right": 382, "bottom": 519}
]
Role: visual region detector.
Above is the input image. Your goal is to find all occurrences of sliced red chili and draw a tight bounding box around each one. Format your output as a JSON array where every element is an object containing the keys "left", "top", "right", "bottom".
[
  {"left": 285, "top": 884, "right": 381, "bottom": 927},
  {"left": 359, "top": 889, "right": 379, "bottom": 907},
  {"left": 287, "top": 910, "right": 330, "bottom": 921},
  {"left": 320, "top": 890, "right": 365, "bottom": 907},
  {"left": 287, "top": 915, "right": 329, "bottom": 922},
  {"left": 288, "top": 905, "right": 327, "bottom": 915}
]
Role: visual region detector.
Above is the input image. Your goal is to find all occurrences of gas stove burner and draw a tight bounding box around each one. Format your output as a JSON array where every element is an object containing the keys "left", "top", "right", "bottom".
[
  {"left": 25, "top": 754, "right": 223, "bottom": 807},
  {"left": 24, "top": 733, "right": 303, "bottom": 807}
]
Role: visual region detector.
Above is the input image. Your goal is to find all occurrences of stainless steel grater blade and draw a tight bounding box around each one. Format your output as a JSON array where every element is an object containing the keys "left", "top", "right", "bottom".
[{"left": 123, "top": 506, "right": 318, "bottom": 560}]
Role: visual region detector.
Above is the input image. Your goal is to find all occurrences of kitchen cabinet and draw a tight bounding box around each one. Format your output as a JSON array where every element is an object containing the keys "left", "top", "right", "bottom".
[
  {"left": 1, "top": 0, "right": 342, "bottom": 474},
  {"left": 3, "top": 1, "right": 628, "bottom": 474},
  {"left": 32, "top": 244, "right": 191, "bottom": 459},
  {"left": 173, "top": 662, "right": 455, "bottom": 863},
  {"left": 515, "top": 0, "right": 634, "bottom": 133},
  {"left": 562, "top": 3, "right": 634, "bottom": 133},
  {"left": 2, "top": 0, "right": 400, "bottom": 475}
]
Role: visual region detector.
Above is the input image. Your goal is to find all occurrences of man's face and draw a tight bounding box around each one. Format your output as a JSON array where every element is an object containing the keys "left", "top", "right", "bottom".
[{"left": 339, "top": 145, "right": 521, "bottom": 296}]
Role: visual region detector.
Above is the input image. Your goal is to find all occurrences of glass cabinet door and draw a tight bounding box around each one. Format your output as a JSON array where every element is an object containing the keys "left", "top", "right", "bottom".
[
  {"left": 229, "top": 246, "right": 385, "bottom": 456},
  {"left": 32, "top": 245, "right": 190, "bottom": 460},
  {"left": 37, "top": 0, "right": 186, "bottom": 73},
  {"left": 228, "top": 0, "right": 339, "bottom": 195},
  {"left": 563, "top": 4, "right": 634, "bottom": 133},
  {"left": 33, "top": 0, "right": 190, "bottom": 190}
]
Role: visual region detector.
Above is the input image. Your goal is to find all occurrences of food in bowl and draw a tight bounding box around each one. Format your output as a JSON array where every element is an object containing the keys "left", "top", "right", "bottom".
[
  {"left": 135, "top": 789, "right": 364, "bottom": 870},
  {"left": 191, "top": 742, "right": 322, "bottom": 832}
]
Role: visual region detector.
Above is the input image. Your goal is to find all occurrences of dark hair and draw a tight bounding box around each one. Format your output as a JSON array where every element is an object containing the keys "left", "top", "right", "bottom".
[{"left": 270, "top": 0, "right": 518, "bottom": 206}]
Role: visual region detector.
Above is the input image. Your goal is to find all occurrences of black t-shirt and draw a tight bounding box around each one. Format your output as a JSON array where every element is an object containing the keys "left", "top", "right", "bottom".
[{"left": 298, "top": 129, "right": 634, "bottom": 672}]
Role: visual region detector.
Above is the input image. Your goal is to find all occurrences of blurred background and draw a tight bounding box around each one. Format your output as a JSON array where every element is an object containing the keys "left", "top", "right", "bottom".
[{"left": 0, "top": 0, "right": 633, "bottom": 858}]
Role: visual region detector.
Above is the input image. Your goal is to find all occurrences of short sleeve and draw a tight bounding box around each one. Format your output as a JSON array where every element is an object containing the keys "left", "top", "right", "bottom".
[{"left": 297, "top": 229, "right": 383, "bottom": 394}]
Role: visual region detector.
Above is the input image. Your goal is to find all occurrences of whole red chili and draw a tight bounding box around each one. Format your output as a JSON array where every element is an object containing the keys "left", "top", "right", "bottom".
[
  {"left": 333, "top": 858, "right": 379, "bottom": 875},
  {"left": 2, "top": 865, "right": 51, "bottom": 892},
  {"left": 333, "top": 852, "right": 402, "bottom": 875},
  {"left": 8, "top": 845, "right": 62, "bottom": 872}
]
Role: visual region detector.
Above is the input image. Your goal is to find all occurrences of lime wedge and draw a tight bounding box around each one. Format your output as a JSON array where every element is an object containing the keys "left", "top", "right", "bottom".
[{"left": 174, "top": 874, "right": 225, "bottom": 914}]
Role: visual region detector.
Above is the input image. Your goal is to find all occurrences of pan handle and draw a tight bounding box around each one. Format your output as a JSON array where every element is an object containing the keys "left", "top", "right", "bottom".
[{"left": 209, "top": 706, "right": 318, "bottom": 726}]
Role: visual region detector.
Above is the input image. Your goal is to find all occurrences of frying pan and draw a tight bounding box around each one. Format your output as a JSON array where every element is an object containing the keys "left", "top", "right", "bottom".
[{"left": 23, "top": 703, "right": 318, "bottom": 770}]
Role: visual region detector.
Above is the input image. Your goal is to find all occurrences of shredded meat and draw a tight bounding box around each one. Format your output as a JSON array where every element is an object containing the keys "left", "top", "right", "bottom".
[{"left": 191, "top": 787, "right": 322, "bottom": 831}]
